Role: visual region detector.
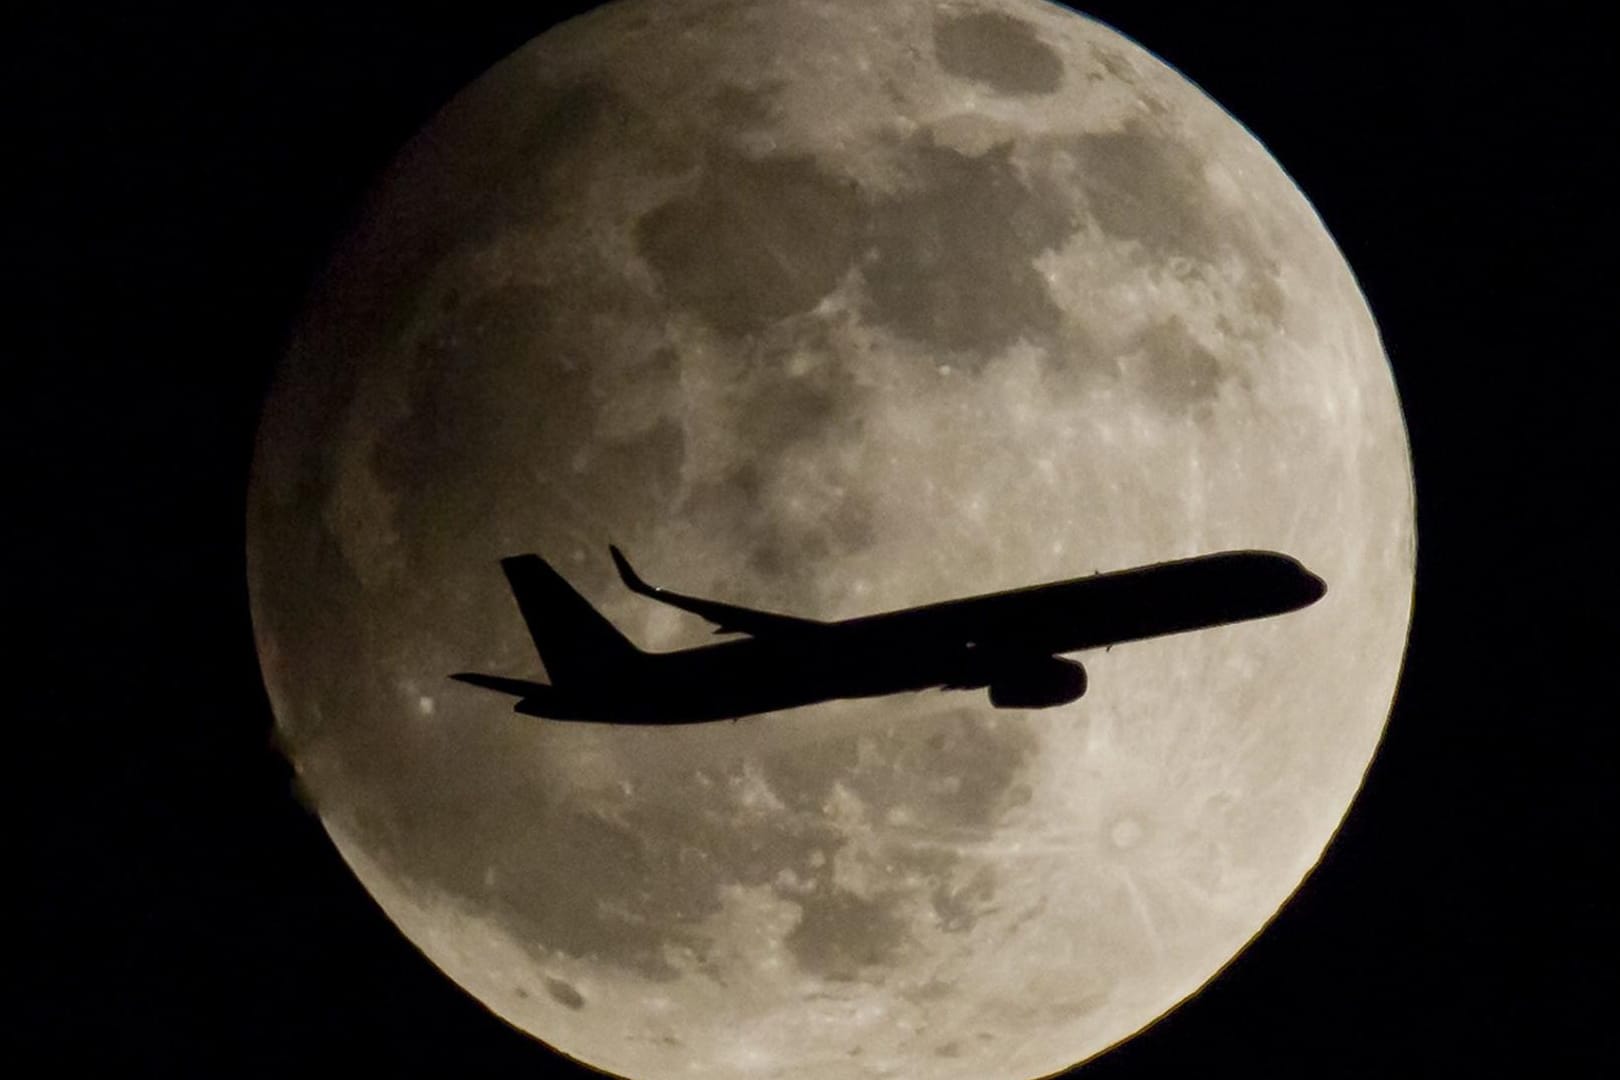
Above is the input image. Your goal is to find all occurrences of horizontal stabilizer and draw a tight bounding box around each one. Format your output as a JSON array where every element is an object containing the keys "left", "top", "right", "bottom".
[
  {"left": 609, "top": 545, "right": 825, "bottom": 638},
  {"left": 449, "top": 673, "right": 552, "bottom": 698}
]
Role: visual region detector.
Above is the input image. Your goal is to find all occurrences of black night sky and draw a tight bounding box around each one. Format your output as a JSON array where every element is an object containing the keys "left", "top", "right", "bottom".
[{"left": 17, "top": 2, "right": 1608, "bottom": 1075}]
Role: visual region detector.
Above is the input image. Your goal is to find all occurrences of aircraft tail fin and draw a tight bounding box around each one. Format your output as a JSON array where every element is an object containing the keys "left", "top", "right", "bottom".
[{"left": 500, "top": 554, "right": 643, "bottom": 688}]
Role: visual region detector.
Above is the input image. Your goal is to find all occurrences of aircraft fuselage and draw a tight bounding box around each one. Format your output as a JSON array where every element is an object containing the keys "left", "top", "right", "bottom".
[{"left": 471, "top": 549, "right": 1325, "bottom": 725}]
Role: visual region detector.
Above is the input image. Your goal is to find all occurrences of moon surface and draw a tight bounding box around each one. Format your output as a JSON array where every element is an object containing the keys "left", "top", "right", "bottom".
[{"left": 247, "top": 1, "right": 1414, "bottom": 1077}]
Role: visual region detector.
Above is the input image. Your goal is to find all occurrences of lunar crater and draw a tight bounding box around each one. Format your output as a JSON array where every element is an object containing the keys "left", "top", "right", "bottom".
[{"left": 545, "top": 976, "right": 588, "bottom": 1010}]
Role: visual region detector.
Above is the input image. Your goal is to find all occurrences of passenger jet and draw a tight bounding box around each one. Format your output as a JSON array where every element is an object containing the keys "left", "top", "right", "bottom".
[{"left": 449, "top": 545, "right": 1325, "bottom": 724}]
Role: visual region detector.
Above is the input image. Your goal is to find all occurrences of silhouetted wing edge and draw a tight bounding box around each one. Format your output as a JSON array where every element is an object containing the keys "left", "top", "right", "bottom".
[
  {"left": 609, "top": 545, "right": 825, "bottom": 637},
  {"left": 450, "top": 672, "right": 551, "bottom": 697}
]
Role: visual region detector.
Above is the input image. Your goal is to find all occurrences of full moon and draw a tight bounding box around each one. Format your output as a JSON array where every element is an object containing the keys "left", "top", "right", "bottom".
[{"left": 247, "top": 1, "right": 1414, "bottom": 1077}]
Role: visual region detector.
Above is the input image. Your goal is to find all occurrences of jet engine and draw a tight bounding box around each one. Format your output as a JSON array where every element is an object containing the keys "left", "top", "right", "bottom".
[{"left": 987, "top": 656, "right": 1088, "bottom": 709}]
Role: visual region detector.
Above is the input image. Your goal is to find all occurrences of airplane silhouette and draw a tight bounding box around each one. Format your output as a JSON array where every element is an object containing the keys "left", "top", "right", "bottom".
[{"left": 450, "top": 546, "right": 1326, "bottom": 724}]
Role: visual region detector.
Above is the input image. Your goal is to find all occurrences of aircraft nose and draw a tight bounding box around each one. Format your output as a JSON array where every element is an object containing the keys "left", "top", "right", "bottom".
[{"left": 1299, "top": 569, "right": 1328, "bottom": 606}]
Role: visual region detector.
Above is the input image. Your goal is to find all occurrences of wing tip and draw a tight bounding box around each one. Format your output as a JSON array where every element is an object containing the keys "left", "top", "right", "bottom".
[{"left": 609, "top": 544, "right": 652, "bottom": 594}]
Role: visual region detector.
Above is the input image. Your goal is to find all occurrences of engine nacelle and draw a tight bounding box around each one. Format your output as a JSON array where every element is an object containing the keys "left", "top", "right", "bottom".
[{"left": 987, "top": 656, "right": 1088, "bottom": 709}]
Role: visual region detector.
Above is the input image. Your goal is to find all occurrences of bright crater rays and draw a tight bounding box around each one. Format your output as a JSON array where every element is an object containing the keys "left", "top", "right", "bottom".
[{"left": 246, "top": 1, "right": 1414, "bottom": 1078}]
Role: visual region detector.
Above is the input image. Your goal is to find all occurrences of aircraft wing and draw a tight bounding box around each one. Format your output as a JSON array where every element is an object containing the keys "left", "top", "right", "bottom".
[{"left": 610, "top": 546, "right": 825, "bottom": 637}]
